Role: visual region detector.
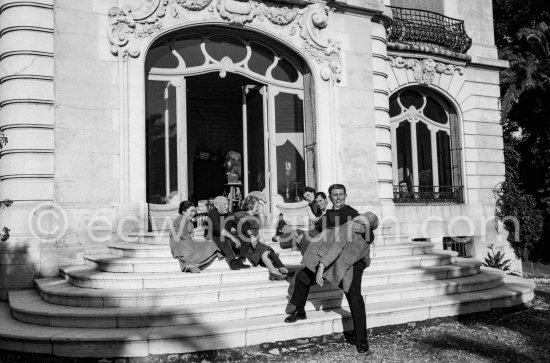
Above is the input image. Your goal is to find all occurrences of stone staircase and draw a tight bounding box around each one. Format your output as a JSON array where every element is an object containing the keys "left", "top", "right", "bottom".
[{"left": 0, "top": 230, "right": 535, "bottom": 358}]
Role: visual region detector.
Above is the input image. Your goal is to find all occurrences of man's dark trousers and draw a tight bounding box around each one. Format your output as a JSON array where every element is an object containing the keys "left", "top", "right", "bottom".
[
  {"left": 290, "top": 259, "right": 367, "bottom": 341},
  {"left": 212, "top": 236, "right": 238, "bottom": 261}
]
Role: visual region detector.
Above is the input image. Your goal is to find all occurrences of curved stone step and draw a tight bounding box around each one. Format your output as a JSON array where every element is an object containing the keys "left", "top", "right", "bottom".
[
  {"left": 126, "top": 231, "right": 170, "bottom": 245},
  {"left": 65, "top": 253, "right": 458, "bottom": 289},
  {"left": 0, "top": 275, "right": 534, "bottom": 358},
  {"left": 87, "top": 242, "right": 440, "bottom": 273},
  {"left": 107, "top": 241, "right": 302, "bottom": 259},
  {"left": 85, "top": 252, "right": 297, "bottom": 273},
  {"left": 39, "top": 260, "right": 481, "bottom": 308},
  {"left": 106, "top": 242, "right": 172, "bottom": 258},
  {"left": 124, "top": 231, "right": 412, "bottom": 247},
  {"left": 11, "top": 269, "right": 505, "bottom": 328}
]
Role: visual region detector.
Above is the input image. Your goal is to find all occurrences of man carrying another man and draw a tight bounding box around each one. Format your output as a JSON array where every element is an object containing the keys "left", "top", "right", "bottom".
[{"left": 284, "top": 184, "right": 378, "bottom": 354}]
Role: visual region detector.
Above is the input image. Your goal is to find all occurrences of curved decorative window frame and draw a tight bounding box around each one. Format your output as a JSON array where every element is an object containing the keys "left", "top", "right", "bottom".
[
  {"left": 390, "top": 87, "right": 464, "bottom": 204},
  {"left": 147, "top": 27, "right": 305, "bottom": 90}
]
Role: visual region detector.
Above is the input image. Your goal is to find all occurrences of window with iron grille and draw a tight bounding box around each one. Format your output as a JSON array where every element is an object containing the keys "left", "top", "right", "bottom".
[{"left": 390, "top": 87, "right": 464, "bottom": 204}]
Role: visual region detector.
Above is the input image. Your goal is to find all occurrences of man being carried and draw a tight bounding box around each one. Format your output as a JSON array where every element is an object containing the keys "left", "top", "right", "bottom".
[{"left": 284, "top": 184, "right": 378, "bottom": 354}]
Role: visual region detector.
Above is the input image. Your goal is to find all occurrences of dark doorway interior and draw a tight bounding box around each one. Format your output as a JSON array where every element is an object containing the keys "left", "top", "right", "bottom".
[{"left": 186, "top": 72, "right": 259, "bottom": 202}]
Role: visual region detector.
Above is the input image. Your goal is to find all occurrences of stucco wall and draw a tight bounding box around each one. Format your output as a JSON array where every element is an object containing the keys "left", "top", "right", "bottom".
[
  {"left": 327, "top": 11, "right": 381, "bottom": 207},
  {"left": 53, "top": 0, "right": 121, "bottom": 249}
]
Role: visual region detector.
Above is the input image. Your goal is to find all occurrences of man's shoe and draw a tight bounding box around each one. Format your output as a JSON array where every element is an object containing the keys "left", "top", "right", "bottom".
[
  {"left": 284, "top": 309, "right": 306, "bottom": 323},
  {"left": 356, "top": 340, "right": 370, "bottom": 353},
  {"left": 229, "top": 259, "right": 241, "bottom": 270},
  {"left": 238, "top": 259, "right": 251, "bottom": 269},
  {"left": 269, "top": 272, "right": 287, "bottom": 281}
]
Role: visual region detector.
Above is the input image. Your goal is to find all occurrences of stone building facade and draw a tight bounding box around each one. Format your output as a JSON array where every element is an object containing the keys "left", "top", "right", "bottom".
[{"left": 0, "top": 0, "right": 510, "bottom": 300}]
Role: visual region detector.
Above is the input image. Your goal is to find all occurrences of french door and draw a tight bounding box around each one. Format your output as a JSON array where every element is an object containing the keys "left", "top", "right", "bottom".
[
  {"left": 147, "top": 75, "right": 308, "bottom": 218},
  {"left": 242, "top": 84, "right": 307, "bottom": 217},
  {"left": 145, "top": 77, "right": 186, "bottom": 204}
]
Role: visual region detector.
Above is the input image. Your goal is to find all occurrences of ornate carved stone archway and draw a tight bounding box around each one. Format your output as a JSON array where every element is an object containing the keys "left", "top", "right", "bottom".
[
  {"left": 107, "top": 0, "right": 342, "bottom": 203},
  {"left": 108, "top": 0, "right": 343, "bottom": 82}
]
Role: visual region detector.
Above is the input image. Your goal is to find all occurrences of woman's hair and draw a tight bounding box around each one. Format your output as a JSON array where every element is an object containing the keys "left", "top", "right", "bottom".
[
  {"left": 303, "top": 186, "right": 316, "bottom": 195},
  {"left": 178, "top": 200, "right": 195, "bottom": 215},
  {"left": 241, "top": 195, "right": 259, "bottom": 211}
]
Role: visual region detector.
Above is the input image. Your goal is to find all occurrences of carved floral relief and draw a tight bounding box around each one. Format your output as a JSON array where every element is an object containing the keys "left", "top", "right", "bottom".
[
  {"left": 389, "top": 56, "right": 465, "bottom": 85},
  {"left": 108, "top": 0, "right": 342, "bottom": 82}
]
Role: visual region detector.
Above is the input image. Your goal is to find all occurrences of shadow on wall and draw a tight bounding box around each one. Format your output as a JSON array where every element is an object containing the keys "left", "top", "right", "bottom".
[{"left": 0, "top": 241, "right": 35, "bottom": 301}]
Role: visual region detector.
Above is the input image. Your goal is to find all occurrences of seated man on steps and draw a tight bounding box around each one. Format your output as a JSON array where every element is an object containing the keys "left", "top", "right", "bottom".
[
  {"left": 207, "top": 196, "right": 250, "bottom": 270},
  {"left": 284, "top": 184, "right": 378, "bottom": 354}
]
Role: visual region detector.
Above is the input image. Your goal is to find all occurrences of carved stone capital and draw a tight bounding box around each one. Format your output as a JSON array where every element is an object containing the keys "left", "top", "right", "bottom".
[
  {"left": 107, "top": 0, "right": 342, "bottom": 82},
  {"left": 389, "top": 56, "right": 464, "bottom": 85}
]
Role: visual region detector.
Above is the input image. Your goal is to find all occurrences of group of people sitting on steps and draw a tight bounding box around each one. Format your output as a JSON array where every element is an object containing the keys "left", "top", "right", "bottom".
[
  {"left": 169, "top": 194, "right": 293, "bottom": 280},
  {"left": 169, "top": 184, "right": 378, "bottom": 354}
]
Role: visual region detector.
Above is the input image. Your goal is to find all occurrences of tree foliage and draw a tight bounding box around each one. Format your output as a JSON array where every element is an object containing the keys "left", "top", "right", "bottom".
[
  {"left": 495, "top": 0, "right": 550, "bottom": 261},
  {"left": 494, "top": 143, "right": 543, "bottom": 260},
  {"left": 493, "top": 0, "right": 550, "bottom": 47}
]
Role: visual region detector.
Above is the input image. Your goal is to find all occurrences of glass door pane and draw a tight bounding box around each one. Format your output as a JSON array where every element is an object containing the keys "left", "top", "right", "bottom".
[
  {"left": 145, "top": 80, "right": 178, "bottom": 203},
  {"left": 269, "top": 88, "right": 306, "bottom": 203},
  {"left": 242, "top": 85, "right": 268, "bottom": 195}
]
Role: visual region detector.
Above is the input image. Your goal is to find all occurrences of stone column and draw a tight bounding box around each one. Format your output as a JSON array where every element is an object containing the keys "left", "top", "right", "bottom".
[
  {"left": 371, "top": 15, "right": 393, "bottom": 201},
  {"left": 0, "top": 0, "right": 55, "bottom": 299}
]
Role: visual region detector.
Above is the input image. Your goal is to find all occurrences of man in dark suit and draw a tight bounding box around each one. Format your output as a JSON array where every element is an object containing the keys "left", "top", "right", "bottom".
[
  {"left": 284, "top": 184, "right": 377, "bottom": 354},
  {"left": 207, "top": 196, "right": 250, "bottom": 270}
]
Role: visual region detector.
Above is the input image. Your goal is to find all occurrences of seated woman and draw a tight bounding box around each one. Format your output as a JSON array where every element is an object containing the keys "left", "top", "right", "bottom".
[
  {"left": 234, "top": 195, "right": 295, "bottom": 281},
  {"left": 169, "top": 200, "right": 222, "bottom": 273}
]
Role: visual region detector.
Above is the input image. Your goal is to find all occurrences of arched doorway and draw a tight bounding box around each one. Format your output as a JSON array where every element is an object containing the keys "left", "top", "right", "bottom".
[{"left": 144, "top": 26, "right": 316, "bottom": 215}]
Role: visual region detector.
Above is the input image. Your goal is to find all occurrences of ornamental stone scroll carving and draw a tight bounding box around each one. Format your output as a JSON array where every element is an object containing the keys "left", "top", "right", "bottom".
[
  {"left": 389, "top": 56, "right": 465, "bottom": 85},
  {"left": 108, "top": 0, "right": 343, "bottom": 82}
]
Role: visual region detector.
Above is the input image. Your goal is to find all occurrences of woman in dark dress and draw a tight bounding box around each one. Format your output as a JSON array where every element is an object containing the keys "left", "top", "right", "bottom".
[
  {"left": 234, "top": 195, "right": 294, "bottom": 280},
  {"left": 169, "top": 201, "right": 222, "bottom": 273}
]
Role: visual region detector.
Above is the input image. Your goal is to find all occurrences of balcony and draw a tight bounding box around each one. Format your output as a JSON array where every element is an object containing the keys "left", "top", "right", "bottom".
[
  {"left": 393, "top": 185, "right": 464, "bottom": 205},
  {"left": 388, "top": 6, "right": 472, "bottom": 54}
]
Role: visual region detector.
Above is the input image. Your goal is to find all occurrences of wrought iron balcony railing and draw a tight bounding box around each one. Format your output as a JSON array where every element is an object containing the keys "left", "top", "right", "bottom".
[
  {"left": 393, "top": 185, "right": 464, "bottom": 205},
  {"left": 388, "top": 6, "right": 472, "bottom": 54}
]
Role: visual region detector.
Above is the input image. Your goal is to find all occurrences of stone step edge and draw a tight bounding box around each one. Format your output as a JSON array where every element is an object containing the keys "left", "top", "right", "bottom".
[
  {"left": 36, "top": 261, "right": 482, "bottom": 306},
  {"left": 106, "top": 240, "right": 433, "bottom": 250},
  {"left": 86, "top": 244, "right": 439, "bottom": 272},
  {"left": 56, "top": 260, "right": 481, "bottom": 293},
  {"left": 88, "top": 242, "right": 437, "bottom": 265},
  {"left": 69, "top": 252, "right": 459, "bottom": 280},
  {"left": 122, "top": 234, "right": 413, "bottom": 245},
  {"left": 129, "top": 231, "right": 411, "bottom": 238},
  {"left": 0, "top": 276, "right": 535, "bottom": 357},
  {"left": 11, "top": 269, "right": 506, "bottom": 327}
]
